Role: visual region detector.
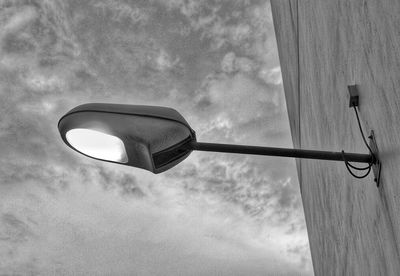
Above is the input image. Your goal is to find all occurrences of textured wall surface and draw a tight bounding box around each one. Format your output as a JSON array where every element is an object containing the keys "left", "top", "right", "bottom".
[{"left": 271, "top": 0, "right": 400, "bottom": 274}]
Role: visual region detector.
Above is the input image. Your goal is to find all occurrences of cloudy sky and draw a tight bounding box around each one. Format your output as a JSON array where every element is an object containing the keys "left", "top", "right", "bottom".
[{"left": 0, "top": 0, "right": 313, "bottom": 275}]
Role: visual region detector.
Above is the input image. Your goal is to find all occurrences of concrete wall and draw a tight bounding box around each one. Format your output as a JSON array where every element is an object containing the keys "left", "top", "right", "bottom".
[{"left": 271, "top": 0, "right": 400, "bottom": 275}]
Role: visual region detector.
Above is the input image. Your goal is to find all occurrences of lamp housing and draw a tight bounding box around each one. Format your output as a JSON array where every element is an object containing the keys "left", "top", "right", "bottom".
[{"left": 58, "top": 103, "right": 196, "bottom": 173}]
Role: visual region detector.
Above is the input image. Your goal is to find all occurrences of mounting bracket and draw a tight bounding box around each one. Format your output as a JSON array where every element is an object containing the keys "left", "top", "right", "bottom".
[
  {"left": 368, "top": 130, "right": 382, "bottom": 187},
  {"left": 348, "top": 85, "right": 381, "bottom": 187}
]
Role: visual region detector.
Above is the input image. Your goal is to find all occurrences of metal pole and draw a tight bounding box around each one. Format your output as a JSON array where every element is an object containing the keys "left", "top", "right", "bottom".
[{"left": 187, "top": 142, "right": 374, "bottom": 164}]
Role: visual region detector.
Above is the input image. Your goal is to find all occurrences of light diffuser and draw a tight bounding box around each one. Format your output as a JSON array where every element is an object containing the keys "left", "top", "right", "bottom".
[{"left": 66, "top": 128, "right": 128, "bottom": 163}]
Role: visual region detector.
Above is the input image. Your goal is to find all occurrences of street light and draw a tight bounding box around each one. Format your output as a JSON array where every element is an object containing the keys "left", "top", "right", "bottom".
[{"left": 58, "top": 103, "right": 378, "bottom": 177}]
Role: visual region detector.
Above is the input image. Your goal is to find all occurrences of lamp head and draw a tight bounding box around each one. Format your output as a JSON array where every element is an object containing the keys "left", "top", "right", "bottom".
[{"left": 58, "top": 103, "right": 196, "bottom": 173}]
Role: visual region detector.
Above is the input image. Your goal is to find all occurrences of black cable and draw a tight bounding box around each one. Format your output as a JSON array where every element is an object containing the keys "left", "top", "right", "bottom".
[
  {"left": 343, "top": 156, "right": 372, "bottom": 179},
  {"left": 352, "top": 105, "right": 374, "bottom": 155},
  {"left": 341, "top": 105, "right": 375, "bottom": 179},
  {"left": 346, "top": 162, "right": 371, "bottom": 171},
  {"left": 345, "top": 106, "right": 375, "bottom": 169}
]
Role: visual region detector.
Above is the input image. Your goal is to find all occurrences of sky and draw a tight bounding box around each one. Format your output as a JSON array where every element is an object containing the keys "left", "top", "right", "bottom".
[{"left": 0, "top": 0, "right": 313, "bottom": 275}]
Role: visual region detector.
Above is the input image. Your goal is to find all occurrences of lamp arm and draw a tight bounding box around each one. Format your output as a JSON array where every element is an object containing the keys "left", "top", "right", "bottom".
[{"left": 185, "top": 141, "right": 374, "bottom": 164}]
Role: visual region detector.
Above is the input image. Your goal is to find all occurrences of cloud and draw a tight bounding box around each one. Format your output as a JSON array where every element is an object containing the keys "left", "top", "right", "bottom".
[
  {"left": 1, "top": 4, "right": 37, "bottom": 34},
  {"left": 190, "top": 72, "right": 289, "bottom": 149},
  {"left": 0, "top": 0, "right": 313, "bottom": 275},
  {"left": 166, "top": 154, "right": 303, "bottom": 226},
  {"left": 0, "top": 169, "right": 308, "bottom": 275},
  {"left": 91, "top": 0, "right": 151, "bottom": 25},
  {"left": 221, "top": 51, "right": 258, "bottom": 74},
  {"left": 259, "top": 65, "right": 283, "bottom": 85},
  {"left": 0, "top": 213, "right": 35, "bottom": 244}
]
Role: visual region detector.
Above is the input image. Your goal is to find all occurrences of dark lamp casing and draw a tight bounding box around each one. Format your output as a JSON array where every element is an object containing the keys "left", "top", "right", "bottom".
[{"left": 58, "top": 103, "right": 196, "bottom": 173}]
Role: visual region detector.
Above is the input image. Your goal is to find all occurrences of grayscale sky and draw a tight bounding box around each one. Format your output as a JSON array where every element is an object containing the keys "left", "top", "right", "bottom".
[{"left": 0, "top": 0, "right": 313, "bottom": 275}]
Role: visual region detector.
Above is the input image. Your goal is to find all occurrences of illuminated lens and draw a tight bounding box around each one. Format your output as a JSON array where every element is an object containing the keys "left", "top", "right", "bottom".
[{"left": 66, "top": 128, "right": 128, "bottom": 163}]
